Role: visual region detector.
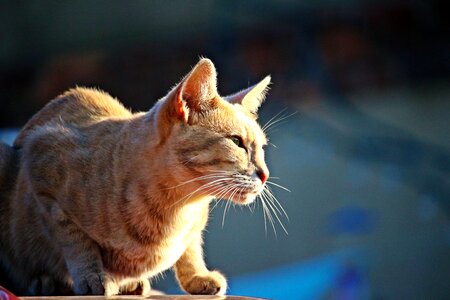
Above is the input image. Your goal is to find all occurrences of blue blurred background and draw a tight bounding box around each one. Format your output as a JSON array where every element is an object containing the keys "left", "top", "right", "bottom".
[{"left": 1, "top": 1, "right": 449, "bottom": 299}]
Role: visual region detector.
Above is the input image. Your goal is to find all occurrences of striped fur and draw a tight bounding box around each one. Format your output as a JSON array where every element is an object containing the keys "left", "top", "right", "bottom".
[{"left": 0, "top": 58, "right": 271, "bottom": 296}]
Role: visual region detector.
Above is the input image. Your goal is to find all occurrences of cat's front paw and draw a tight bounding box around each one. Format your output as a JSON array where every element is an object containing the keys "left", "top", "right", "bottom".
[
  {"left": 28, "top": 275, "right": 55, "bottom": 295},
  {"left": 120, "top": 278, "right": 151, "bottom": 295},
  {"left": 182, "top": 270, "right": 227, "bottom": 295},
  {"left": 73, "top": 272, "right": 119, "bottom": 296},
  {"left": 73, "top": 273, "right": 103, "bottom": 295}
]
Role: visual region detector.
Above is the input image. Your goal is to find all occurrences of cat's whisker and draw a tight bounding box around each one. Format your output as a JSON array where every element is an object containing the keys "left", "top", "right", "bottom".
[
  {"left": 262, "top": 192, "right": 283, "bottom": 221},
  {"left": 213, "top": 182, "right": 237, "bottom": 201},
  {"left": 168, "top": 170, "right": 252, "bottom": 206},
  {"left": 209, "top": 199, "right": 222, "bottom": 213},
  {"left": 261, "top": 190, "right": 284, "bottom": 219},
  {"left": 181, "top": 178, "right": 229, "bottom": 198},
  {"left": 266, "top": 181, "right": 291, "bottom": 192},
  {"left": 259, "top": 192, "right": 277, "bottom": 238},
  {"left": 264, "top": 186, "right": 289, "bottom": 221},
  {"left": 261, "top": 188, "right": 288, "bottom": 235},
  {"left": 205, "top": 169, "right": 235, "bottom": 174},
  {"left": 264, "top": 120, "right": 288, "bottom": 134},
  {"left": 252, "top": 195, "right": 260, "bottom": 213},
  {"left": 261, "top": 188, "right": 280, "bottom": 214},
  {"left": 189, "top": 178, "right": 235, "bottom": 198},
  {"left": 164, "top": 173, "right": 230, "bottom": 190},
  {"left": 167, "top": 178, "right": 232, "bottom": 208},
  {"left": 249, "top": 189, "right": 259, "bottom": 213},
  {"left": 216, "top": 179, "right": 246, "bottom": 203},
  {"left": 262, "top": 192, "right": 281, "bottom": 238},
  {"left": 221, "top": 183, "right": 247, "bottom": 227},
  {"left": 262, "top": 111, "right": 290, "bottom": 133},
  {"left": 211, "top": 187, "right": 234, "bottom": 214},
  {"left": 212, "top": 183, "right": 238, "bottom": 220},
  {"left": 201, "top": 180, "right": 237, "bottom": 201},
  {"left": 262, "top": 111, "right": 298, "bottom": 133},
  {"left": 260, "top": 190, "right": 276, "bottom": 236},
  {"left": 225, "top": 183, "right": 242, "bottom": 203},
  {"left": 248, "top": 201, "right": 255, "bottom": 214},
  {"left": 227, "top": 182, "right": 245, "bottom": 200},
  {"left": 259, "top": 195, "right": 268, "bottom": 236},
  {"left": 209, "top": 181, "right": 234, "bottom": 204},
  {"left": 263, "top": 180, "right": 290, "bottom": 221},
  {"left": 262, "top": 108, "right": 287, "bottom": 132},
  {"left": 221, "top": 197, "right": 232, "bottom": 228}
]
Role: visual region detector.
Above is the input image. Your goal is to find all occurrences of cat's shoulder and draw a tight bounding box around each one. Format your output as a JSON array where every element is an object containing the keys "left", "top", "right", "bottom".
[
  {"left": 14, "top": 87, "right": 131, "bottom": 148},
  {"left": 59, "top": 87, "right": 131, "bottom": 117},
  {"left": 34, "top": 87, "right": 132, "bottom": 123}
]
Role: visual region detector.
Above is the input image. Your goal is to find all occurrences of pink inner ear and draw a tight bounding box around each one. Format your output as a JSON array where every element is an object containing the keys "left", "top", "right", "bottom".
[
  {"left": 179, "top": 58, "right": 218, "bottom": 111},
  {"left": 175, "top": 89, "right": 188, "bottom": 122}
]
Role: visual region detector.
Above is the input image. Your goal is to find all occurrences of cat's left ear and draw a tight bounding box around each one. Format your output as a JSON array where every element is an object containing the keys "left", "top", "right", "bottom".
[{"left": 225, "top": 76, "right": 271, "bottom": 114}]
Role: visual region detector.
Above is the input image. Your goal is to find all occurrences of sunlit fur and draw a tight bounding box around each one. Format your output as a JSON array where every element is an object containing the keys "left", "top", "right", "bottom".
[{"left": 0, "top": 58, "right": 279, "bottom": 296}]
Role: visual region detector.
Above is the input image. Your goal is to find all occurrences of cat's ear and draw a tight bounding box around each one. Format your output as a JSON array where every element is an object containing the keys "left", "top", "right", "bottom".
[
  {"left": 173, "top": 58, "right": 218, "bottom": 122},
  {"left": 225, "top": 75, "right": 271, "bottom": 114}
]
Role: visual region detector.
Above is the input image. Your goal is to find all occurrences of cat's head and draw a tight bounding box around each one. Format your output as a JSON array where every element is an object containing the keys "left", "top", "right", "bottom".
[{"left": 157, "top": 58, "right": 270, "bottom": 205}]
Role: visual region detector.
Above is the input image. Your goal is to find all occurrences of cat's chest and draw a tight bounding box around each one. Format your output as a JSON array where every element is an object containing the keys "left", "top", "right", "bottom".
[{"left": 103, "top": 201, "right": 208, "bottom": 277}]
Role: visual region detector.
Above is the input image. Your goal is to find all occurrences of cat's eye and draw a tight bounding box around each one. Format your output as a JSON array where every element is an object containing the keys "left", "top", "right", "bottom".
[{"left": 230, "top": 136, "right": 245, "bottom": 149}]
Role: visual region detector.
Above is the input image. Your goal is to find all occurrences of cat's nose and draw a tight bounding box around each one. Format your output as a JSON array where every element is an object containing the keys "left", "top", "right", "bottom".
[{"left": 256, "top": 169, "right": 269, "bottom": 184}]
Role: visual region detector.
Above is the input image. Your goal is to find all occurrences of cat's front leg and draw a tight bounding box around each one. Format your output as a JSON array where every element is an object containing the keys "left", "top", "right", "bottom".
[
  {"left": 50, "top": 204, "right": 119, "bottom": 296},
  {"left": 174, "top": 233, "right": 227, "bottom": 295}
]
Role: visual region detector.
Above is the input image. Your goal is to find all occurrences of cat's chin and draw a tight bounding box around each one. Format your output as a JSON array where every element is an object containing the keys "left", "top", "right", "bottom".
[{"left": 229, "top": 192, "right": 257, "bottom": 205}]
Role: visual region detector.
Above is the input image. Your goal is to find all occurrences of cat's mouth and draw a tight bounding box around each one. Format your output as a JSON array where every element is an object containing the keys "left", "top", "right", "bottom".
[
  {"left": 204, "top": 176, "right": 263, "bottom": 205},
  {"left": 227, "top": 189, "right": 259, "bottom": 205},
  {"left": 233, "top": 194, "right": 256, "bottom": 205}
]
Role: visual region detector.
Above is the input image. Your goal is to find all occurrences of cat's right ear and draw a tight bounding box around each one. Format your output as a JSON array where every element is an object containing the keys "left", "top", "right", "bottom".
[
  {"left": 169, "top": 58, "right": 218, "bottom": 123},
  {"left": 155, "top": 58, "right": 218, "bottom": 140}
]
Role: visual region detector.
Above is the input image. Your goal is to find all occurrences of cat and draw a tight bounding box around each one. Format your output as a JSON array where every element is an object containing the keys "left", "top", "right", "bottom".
[{"left": 0, "top": 58, "right": 271, "bottom": 296}]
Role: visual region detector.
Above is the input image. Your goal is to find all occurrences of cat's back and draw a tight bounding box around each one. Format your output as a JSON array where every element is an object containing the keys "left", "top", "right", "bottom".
[{"left": 14, "top": 87, "right": 132, "bottom": 147}]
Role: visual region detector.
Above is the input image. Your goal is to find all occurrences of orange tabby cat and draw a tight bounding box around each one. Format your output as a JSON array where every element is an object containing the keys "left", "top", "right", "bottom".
[{"left": 0, "top": 58, "right": 271, "bottom": 296}]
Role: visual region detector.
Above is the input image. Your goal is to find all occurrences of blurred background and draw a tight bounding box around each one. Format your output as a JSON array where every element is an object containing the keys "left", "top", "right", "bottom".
[{"left": 1, "top": 1, "right": 449, "bottom": 299}]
